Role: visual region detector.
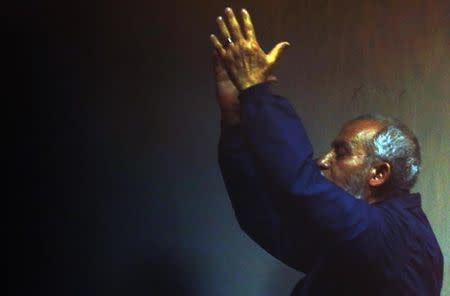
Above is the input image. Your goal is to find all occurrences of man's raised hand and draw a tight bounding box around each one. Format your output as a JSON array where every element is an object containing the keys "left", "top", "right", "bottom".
[{"left": 210, "top": 7, "right": 290, "bottom": 91}]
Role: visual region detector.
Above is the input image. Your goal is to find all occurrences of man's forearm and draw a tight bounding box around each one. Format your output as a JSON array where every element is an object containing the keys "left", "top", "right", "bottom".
[{"left": 218, "top": 120, "right": 317, "bottom": 272}]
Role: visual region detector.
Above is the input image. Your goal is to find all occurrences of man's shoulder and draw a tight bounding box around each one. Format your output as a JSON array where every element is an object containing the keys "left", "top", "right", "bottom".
[
  {"left": 370, "top": 191, "right": 441, "bottom": 261},
  {"left": 369, "top": 191, "right": 443, "bottom": 293},
  {"left": 372, "top": 191, "right": 421, "bottom": 216},
  {"left": 372, "top": 191, "right": 426, "bottom": 232}
]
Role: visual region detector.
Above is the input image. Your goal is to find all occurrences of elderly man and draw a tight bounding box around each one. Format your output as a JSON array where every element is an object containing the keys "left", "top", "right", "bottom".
[{"left": 211, "top": 7, "right": 443, "bottom": 295}]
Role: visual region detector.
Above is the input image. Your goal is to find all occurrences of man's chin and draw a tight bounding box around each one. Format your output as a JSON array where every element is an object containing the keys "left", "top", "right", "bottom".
[
  {"left": 342, "top": 185, "right": 365, "bottom": 200},
  {"left": 320, "top": 171, "right": 333, "bottom": 181},
  {"left": 333, "top": 180, "right": 364, "bottom": 200},
  {"left": 319, "top": 172, "right": 364, "bottom": 199}
]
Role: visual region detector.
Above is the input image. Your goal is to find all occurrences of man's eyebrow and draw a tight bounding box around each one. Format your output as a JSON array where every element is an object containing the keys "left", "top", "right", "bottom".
[
  {"left": 331, "top": 139, "right": 352, "bottom": 150},
  {"left": 331, "top": 139, "right": 345, "bottom": 147}
]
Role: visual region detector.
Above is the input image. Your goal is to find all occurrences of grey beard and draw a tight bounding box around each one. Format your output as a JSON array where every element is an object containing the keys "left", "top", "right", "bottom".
[{"left": 343, "top": 171, "right": 367, "bottom": 200}]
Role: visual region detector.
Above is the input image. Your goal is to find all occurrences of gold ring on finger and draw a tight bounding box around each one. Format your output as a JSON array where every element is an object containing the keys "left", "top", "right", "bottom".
[{"left": 224, "top": 37, "right": 233, "bottom": 48}]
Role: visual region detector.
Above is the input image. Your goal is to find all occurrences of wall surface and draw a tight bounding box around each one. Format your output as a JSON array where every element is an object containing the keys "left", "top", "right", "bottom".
[{"left": 17, "top": 0, "right": 449, "bottom": 295}]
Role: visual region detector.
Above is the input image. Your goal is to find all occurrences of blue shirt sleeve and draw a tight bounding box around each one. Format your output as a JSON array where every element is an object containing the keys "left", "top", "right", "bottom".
[
  {"left": 218, "top": 119, "right": 323, "bottom": 272},
  {"left": 237, "top": 82, "right": 378, "bottom": 248}
]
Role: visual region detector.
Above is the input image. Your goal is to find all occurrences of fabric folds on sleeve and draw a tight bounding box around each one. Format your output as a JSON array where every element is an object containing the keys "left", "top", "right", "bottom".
[{"left": 218, "top": 117, "right": 321, "bottom": 272}]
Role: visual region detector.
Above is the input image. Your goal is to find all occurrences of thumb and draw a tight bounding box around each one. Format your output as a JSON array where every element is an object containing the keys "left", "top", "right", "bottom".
[{"left": 267, "top": 41, "right": 290, "bottom": 64}]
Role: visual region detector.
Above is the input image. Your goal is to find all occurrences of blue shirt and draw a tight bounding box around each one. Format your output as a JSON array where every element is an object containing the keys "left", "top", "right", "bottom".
[{"left": 218, "top": 82, "right": 443, "bottom": 295}]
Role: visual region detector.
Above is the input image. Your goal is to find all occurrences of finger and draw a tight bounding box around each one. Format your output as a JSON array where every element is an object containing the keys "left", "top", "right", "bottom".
[
  {"left": 216, "top": 16, "right": 231, "bottom": 40},
  {"left": 212, "top": 50, "right": 225, "bottom": 74},
  {"left": 224, "top": 7, "right": 244, "bottom": 41},
  {"left": 267, "top": 41, "right": 291, "bottom": 64},
  {"left": 212, "top": 49, "right": 219, "bottom": 64},
  {"left": 241, "top": 8, "right": 256, "bottom": 41},
  {"left": 212, "top": 50, "right": 219, "bottom": 69},
  {"left": 210, "top": 34, "right": 226, "bottom": 57}
]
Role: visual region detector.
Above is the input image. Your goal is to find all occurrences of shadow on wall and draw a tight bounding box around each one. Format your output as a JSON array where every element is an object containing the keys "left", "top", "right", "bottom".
[
  {"left": 265, "top": 264, "right": 304, "bottom": 296},
  {"left": 109, "top": 250, "right": 198, "bottom": 296}
]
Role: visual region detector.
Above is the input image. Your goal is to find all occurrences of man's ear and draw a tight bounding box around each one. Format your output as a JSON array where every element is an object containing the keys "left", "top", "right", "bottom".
[{"left": 368, "top": 162, "right": 391, "bottom": 187}]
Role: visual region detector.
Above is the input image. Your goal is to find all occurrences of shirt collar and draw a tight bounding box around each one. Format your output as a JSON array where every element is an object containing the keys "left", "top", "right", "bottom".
[{"left": 374, "top": 190, "right": 422, "bottom": 209}]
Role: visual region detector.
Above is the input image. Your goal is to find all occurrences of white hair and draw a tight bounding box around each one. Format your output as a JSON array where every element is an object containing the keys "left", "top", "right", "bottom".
[{"left": 352, "top": 114, "right": 421, "bottom": 190}]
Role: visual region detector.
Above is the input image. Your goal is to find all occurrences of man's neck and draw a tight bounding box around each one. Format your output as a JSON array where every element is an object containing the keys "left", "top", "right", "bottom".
[{"left": 365, "top": 188, "right": 410, "bottom": 204}]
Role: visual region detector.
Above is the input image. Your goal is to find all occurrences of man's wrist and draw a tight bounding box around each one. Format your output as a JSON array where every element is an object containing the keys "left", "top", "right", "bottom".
[
  {"left": 238, "top": 77, "right": 266, "bottom": 92},
  {"left": 238, "top": 81, "right": 272, "bottom": 102}
]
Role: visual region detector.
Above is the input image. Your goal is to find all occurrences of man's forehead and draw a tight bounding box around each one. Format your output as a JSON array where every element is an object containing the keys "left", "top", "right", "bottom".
[{"left": 334, "top": 119, "right": 382, "bottom": 146}]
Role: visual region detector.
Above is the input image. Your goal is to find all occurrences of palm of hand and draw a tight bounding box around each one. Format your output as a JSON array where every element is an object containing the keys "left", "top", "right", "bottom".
[{"left": 210, "top": 8, "right": 289, "bottom": 91}]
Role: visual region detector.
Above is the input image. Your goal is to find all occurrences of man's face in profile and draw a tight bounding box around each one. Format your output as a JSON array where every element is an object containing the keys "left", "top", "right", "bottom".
[{"left": 317, "top": 120, "right": 381, "bottom": 199}]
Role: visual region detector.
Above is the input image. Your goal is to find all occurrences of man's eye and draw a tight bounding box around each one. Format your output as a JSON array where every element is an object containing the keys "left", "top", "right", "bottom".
[{"left": 335, "top": 147, "right": 347, "bottom": 157}]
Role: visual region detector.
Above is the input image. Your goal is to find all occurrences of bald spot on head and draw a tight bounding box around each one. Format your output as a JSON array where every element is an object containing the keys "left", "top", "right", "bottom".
[{"left": 338, "top": 119, "right": 384, "bottom": 156}]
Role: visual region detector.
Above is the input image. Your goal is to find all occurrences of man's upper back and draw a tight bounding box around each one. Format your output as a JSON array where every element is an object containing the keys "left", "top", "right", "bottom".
[{"left": 292, "top": 192, "right": 443, "bottom": 295}]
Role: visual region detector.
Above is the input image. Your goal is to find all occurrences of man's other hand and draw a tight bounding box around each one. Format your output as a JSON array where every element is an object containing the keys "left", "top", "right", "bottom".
[{"left": 212, "top": 50, "right": 241, "bottom": 125}]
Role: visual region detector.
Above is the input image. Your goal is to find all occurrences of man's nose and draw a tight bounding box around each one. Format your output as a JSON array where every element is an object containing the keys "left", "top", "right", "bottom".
[{"left": 316, "top": 155, "right": 330, "bottom": 170}]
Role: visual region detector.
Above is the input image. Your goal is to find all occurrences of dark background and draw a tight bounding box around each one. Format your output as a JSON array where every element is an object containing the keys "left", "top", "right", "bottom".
[{"left": 11, "top": 0, "right": 449, "bottom": 295}]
